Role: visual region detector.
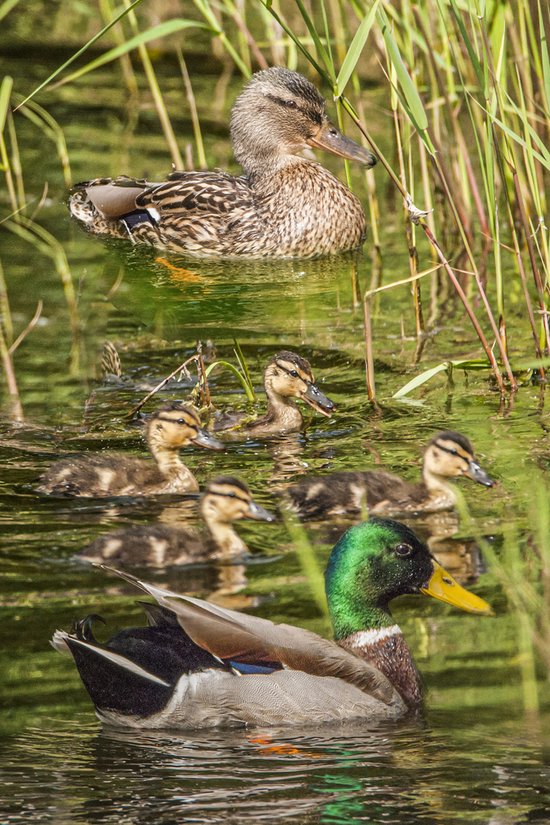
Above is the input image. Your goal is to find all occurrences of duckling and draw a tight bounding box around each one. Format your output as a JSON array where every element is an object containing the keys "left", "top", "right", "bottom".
[
  {"left": 287, "top": 431, "right": 494, "bottom": 519},
  {"left": 37, "top": 403, "right": 223, "bottom": 497},
  {"left": 77, "top": 477, "right": 275, "bottom": 566},
  {"left": 69, "top": 67, "right": 376, "bottom": 258},
  {"left": 215, "top": 351, "right": 335, "bottom": 437},
  {"left": 51, "top": 518, "right": 491, "bottom": 729}
]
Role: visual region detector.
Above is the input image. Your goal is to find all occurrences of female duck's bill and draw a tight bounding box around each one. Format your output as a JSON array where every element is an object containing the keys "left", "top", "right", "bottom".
[{"left": 52, "top": 518, "right": 492, "bottom": 729}]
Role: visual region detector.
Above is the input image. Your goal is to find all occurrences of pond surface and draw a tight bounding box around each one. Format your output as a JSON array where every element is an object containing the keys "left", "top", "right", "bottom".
[{"left": 1, "top": 31, "right": 550, "bottom": 825}]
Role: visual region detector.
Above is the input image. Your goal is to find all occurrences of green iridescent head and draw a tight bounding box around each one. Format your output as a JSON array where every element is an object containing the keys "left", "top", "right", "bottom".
[{"left": 325, "top": 518, "right": 491, "bottom": 639}]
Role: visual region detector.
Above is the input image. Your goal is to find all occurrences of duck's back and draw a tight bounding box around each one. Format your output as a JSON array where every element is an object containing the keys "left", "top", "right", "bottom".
[
  {"left": 37, "top": 453, "right": 182, "bottom": 497},
  {"left": 287, "top": 470, "right": 415, "bottom": 519},
  {"left": 78, "top": 523, "right": 210, "bottom": 566},
  {"left": 70, "top": 161, "right": 365, "bottom": 258}
]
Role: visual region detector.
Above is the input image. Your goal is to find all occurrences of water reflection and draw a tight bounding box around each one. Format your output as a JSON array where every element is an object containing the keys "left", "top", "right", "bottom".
[{"left": 3, "top": 712, "right": 549, "bottom": 824}]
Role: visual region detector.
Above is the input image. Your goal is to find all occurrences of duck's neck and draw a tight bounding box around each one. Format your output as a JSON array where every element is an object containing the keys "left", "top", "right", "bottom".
[
  {"left": 263, "top": 385, "right": 303, "bottom": 431},
  {"left": 205, "top": 519, "right": 246, "bottom": 556},
  {"left": 330, "top": 595, "right": 423, "bottom": 708},
  {"left": 327, "top": 556, "right": 423, "bottom": 707},
  {"left": 338, "top": 626, "right": 423, "bottom": 709},
  {"left": 149, "top": 440, "right": 198, "bottom": 491},
  {"left": 422, "top": 465, "right": 457, "bottom": 507}
]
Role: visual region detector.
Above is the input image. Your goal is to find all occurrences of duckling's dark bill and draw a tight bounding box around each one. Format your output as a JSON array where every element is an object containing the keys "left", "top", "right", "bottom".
[
  {"left": 192, "top": 429, "right": 225, "bottom": 450},
  {"left": 421, "top": 561, "right": 492, "bottom": 615},
  {"left": 302, "top": 383, "right": 335, "bottom": 417},
  {"left": 306, "top": 122, "right": 377, "bottom": 167},
  {"left": 246, "top": 501, "right": 276, "bottom": 522},
  {"left": 465, "top": 460, "right": 494, "bottom": 487}
]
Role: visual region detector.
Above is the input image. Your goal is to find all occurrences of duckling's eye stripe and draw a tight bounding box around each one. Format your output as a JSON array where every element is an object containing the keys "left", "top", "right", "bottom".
[
  {"left": 210, "top": 491, "right": 249, "bottom": 503},
  {"left": 434, "top": 440, "right": 470, "bottom": 462},
  {"left": 275, "top": 361, "right": 308, "bottom": 382},
  {"left": 157, "top": 414, "right": 198, "bottom": 429}
]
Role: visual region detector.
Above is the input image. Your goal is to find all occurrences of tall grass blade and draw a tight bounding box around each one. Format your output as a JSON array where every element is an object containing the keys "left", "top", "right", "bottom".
[
  {"left": 335, "top": 0, "right": 380, "bottom": 96},
  {"left": 15, "top": 0, "right": 146, "bottom": 110},
  {"left": 53, "top": 20, "right": 212, "bottom": 88}
]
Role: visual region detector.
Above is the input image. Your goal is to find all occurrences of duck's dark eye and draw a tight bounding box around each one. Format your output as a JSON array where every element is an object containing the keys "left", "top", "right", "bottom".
[
  {"left": 289, "top": 369, "right": 299, "bottom": 378},
  {"left": 395, "top": 543, "right": 413, "bottom": 557},
  {"left": 177, "top": 418, "right": 186, "bottom": 425},
  {"left": 284, "top": 99, "right": 298, "bottom": 109}
]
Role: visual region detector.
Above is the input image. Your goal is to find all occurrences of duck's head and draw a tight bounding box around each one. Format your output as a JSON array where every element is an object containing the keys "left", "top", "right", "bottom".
[
  {"left": 230, "top": 67, "right": 377, "bottom": 175},
  {"left": 326, "top": 518, "right": 491, "bottom": 640},
  {"left": 264, "top": 351, "right": 335, "bottom": 416},
  {"left": 146, "top": 403, "right": 224, "bottom": 451},
  {"left": 200, "top": 476, "right": 275, "bottom": 524},
  {"left": 423, "top": 431, "right": 494, "bottom": 487}
]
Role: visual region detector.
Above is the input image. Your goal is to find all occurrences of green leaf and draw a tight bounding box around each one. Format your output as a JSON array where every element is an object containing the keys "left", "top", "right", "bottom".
[
  {"left": 54, "top": 20, "right": 212, "bottom": 88},
  {"left": 392, "top": 358, "right": 488, "bottom": 398},
  {"left": 205, "top": 361, "right": 255, "bottom": 402},
  {"left": 336, "top": 0, "right": 380, "bottom": 96}
]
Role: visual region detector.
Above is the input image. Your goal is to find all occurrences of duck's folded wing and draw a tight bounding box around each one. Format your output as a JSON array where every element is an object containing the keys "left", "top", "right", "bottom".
[{"left": 100, "top": 565, "right": 398, "bottom": 707}]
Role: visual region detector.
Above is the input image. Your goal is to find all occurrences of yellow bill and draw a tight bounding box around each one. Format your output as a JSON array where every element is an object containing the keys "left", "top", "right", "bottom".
[{"left": 421, "top": 561, "right": 493, "bottom": 615}]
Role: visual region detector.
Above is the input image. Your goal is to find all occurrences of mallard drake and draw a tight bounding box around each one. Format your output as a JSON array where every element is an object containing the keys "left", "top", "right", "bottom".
[
  {"left": 287, "top": 431, "right": 494, "bottom": 519},
  {"left": 37, "top": 403, "right": 223, "bottom": 497},
  {"left": 77, "top": 477, "right": 275, "bottom": 566},
  {"left": 215, "top": 350, "right": 335, "bottom": 437},
  {"left": 69, "top": 67, "right": 376, "bottom": 258},
  {"left": 51, "top": 518, "right": 491, "bottom": 728}
]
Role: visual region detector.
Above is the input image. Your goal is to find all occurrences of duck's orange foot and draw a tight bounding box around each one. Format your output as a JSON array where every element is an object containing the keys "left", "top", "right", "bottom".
[
  {"left": 248, "top": 734, "right": 322, "bottom": 758},
  {"left": 155, "top": 257, "right": 203, "bottom": 283}
]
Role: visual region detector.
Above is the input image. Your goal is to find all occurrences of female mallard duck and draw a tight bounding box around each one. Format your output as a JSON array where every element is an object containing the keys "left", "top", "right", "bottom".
[
  {"left": 52, "top": 518, "right": 491, "bottom": 728},
  {"left": 69, "top": 67, "right": 376, "bottom": 258},
  {"left": 77, "top": 477, "right": 275, "bottom": 566},
  {"left": 215, "top": 350, "right": 334, "bottom": 437},
  {"left": 286, "top": 431, "right": 494, "bottom": 519},
  {"left": 37, "top": 403, "right": 223, "bottom": 497}
]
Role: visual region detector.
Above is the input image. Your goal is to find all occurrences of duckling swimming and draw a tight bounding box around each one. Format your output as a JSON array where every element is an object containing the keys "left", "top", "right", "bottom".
[
  {"left": 69, "top": 67, "right": 376, "bottom": 258},
  {"left": 215, "top": 350, "right": 335, "bottom": 437},
  {"left": 37, "top": 403, "right": 223, "bottom": 497},
  {"left": 51, "top": 518, "right": 491, "bottom": 729},
  {"left": 77, "top": 477, "right": 275, "bottom": 566},
  {"left": 287, "top": 431, "right": 494, "bottom": 519}
]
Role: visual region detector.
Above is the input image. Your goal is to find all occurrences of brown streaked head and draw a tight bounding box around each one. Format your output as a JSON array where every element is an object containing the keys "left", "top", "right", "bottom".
[
  {"left": 265, "top": 351, "right": 335, "bottom": 417},
  {"left": 230, "top": 67, "right": 376, "bottom": 174},
  {"left": 424, "top": 431, "right": 494, "bottom": 487},
  {"left": 200, "top": 476, "right": 275, "bottom": 523},
  {"left": 147, "top": 403, "right": 224, "bottom": 451}
]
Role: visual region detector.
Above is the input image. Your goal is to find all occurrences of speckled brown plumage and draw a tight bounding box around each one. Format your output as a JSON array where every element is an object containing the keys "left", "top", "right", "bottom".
[
  {"left": 287, "top": 431, "right": 494, "bottom": 519},
  {"left": 77, "top": 477, "right": 274, "bottom": 566},
  {"left": 37, "top": 403, "right": 222, "bottom": 498},
  {"left": 69, "top": 68, "right": 376, "bottom": 258}
]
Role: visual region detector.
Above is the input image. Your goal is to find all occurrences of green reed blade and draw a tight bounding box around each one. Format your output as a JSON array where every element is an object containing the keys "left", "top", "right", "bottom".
[
  {"left": 259, "top": 1, "right": 327, "bottom": 80},
  {"left": 0, "top": 76, "right": 13, "bottom": 139},
  {"left": 15, "top": 0, "right": 145, "bottom": 110},
  {"left": 281, "top": 510, "right": 330, "bottom": 621},
  {"left": 53, "top": 20, "right": 212, "bottom": 88},
  {"left": 376, "top": 7, "right": 433, "bottom": 152},
  {"left": 0, "top": 0, "right": 20, "bottom": 23},
  {"left": 335, "top": 0, "right": 380, "bottom": 97},
  {"left": 205, "top": 361, "right": 255, "bottom": 403}
]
